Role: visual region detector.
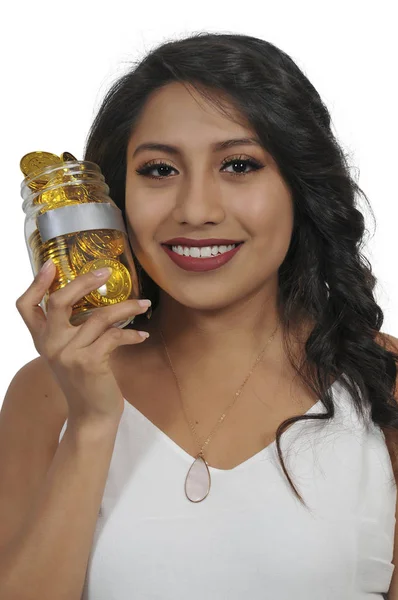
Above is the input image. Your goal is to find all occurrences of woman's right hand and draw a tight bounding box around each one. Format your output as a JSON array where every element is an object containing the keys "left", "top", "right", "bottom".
[{"left": 15, "top": 259, "right": 152, "bottom": 426}]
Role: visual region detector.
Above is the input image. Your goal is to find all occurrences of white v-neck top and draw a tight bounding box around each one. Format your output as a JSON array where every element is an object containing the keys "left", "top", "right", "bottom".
[{"left": 58, "top": 376, "right": 396, "bottom": 599}]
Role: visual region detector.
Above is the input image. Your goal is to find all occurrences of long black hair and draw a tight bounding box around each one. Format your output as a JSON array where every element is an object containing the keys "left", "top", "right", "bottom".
[{"left": 84, "top": 32, "right": 398, "bottom": 508}]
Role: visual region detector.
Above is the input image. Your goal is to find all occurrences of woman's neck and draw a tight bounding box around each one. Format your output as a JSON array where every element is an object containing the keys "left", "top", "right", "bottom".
[{"left": 143, "top": 300, "right": 313, "bottom": 388}]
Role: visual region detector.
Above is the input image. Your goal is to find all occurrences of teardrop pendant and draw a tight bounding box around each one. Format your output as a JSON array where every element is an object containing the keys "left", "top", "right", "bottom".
[{"left": 185, "top": 454, "right": 211, "bottom": 502}]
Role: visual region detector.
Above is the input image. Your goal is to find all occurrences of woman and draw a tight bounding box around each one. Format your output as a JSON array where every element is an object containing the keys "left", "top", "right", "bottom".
[{"left": 1, "top": 32, "right": 398, "bottom": 599}]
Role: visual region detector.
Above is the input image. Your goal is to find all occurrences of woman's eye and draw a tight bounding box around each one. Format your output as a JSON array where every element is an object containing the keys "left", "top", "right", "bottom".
[
  {"left": 135, "top": 156, "right": 264, "bottom": 179},
  {"left": 135, "top": 163, "right": 176, "bottom": 179},
  {"left": 222, "top": 158, "right": 263, "bottom": 176}
]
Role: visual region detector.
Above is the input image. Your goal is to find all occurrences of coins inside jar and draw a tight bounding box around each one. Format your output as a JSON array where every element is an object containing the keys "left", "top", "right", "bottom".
[
  {"left": 75, "top": 230, "right": 125, "bottom": 258},
  {"left": 78, "top": 258, "right": 132, "bottom": 306}
]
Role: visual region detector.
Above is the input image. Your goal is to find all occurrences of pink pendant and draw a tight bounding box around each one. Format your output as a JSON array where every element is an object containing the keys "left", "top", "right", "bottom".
[{"left": 185, "top": 455, "right": 211, "bottom": 502}]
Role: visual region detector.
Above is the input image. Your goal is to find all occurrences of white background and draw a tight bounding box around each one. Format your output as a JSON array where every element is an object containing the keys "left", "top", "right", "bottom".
[{"left": 1, "top": 0, "right": 396, "bottom": 404}]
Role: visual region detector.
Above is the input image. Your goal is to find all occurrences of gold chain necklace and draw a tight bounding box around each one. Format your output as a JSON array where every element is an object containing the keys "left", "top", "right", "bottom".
[{"left": 158, "top": 323, "right": 280, "bottom": 503}]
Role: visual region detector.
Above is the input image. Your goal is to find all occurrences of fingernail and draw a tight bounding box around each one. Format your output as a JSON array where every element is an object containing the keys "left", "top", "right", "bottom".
[
  {"left": 137, "top": 299, "right": 151, "bottom": 307},
  {"left": 40, "top": 258, "right": 54, "bottom": 274},
  {"left": 93, "top": 267, "right": 113, "bottom": 277},
  {"left": 138, "top": 331, "right": 150, "bottom": 339}
]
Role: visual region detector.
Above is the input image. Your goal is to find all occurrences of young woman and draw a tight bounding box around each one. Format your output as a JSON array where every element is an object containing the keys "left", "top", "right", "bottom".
[{"left": 1, "top": 32, "right": 398, "bottom": 600}]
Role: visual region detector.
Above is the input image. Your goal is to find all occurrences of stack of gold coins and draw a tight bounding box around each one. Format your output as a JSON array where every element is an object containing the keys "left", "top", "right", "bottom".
[{"left": 20, "top": 151, "right": 134, "bottom": 323}]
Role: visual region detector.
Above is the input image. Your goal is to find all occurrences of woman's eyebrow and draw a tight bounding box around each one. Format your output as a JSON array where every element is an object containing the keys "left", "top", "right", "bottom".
[{"left": 132, "top": 137, "right": 261, "bottom": 158}]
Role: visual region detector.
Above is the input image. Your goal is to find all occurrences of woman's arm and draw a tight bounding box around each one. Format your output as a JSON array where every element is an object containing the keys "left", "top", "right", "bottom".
[{"left": 0, "top": 415, "right": 120, "bottom": 600}]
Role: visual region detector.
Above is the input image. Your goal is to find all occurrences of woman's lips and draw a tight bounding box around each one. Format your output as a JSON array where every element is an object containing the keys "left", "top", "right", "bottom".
[{"left": 161, "top": 243, "right": 244, "bottom": 272}]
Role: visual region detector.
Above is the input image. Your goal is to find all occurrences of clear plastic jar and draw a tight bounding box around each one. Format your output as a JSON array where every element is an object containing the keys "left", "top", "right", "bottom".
[{"left": 21, "top": 159, "right": 139, "bottom": 328}]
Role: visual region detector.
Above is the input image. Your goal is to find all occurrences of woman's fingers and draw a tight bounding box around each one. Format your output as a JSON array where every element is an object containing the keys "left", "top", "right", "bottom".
[{"left": 15, "top": 259, "right": 57, "bottom": 337}]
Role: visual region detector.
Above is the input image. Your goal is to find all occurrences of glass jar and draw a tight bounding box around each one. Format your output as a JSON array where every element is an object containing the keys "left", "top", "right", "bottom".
[{"left": 21, "top": 159, "right": 139, "bottom": 328}]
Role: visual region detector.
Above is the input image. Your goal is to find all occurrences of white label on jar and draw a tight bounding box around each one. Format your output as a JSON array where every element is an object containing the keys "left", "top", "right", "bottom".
[{"left": 37, "top": 202, "right": 127, "bottom": 243}]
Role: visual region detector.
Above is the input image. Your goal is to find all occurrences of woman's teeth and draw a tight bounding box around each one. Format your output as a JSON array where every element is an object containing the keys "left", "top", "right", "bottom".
[{"left": 171, "top": 244, "right": 237, "bottom": 258}]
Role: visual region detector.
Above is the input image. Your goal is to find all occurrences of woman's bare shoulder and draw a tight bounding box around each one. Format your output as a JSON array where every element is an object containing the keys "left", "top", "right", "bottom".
[{"left": 2, "top": 356, "right": 70, "bottom": 429}]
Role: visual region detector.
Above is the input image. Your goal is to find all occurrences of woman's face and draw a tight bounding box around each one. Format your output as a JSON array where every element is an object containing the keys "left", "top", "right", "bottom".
[{"left": 125, "top": 82, "right": 294, "bottom": 312}]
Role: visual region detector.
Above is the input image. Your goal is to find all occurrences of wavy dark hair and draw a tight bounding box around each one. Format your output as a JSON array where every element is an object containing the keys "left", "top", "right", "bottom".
[{"left": 83, "top": 32, "right": 398, "bottom": 509}]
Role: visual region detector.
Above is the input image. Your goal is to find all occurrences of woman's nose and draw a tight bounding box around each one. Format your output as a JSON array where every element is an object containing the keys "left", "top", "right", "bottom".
[{"left": 171, "top": 176, "right": 225, "bottom": 226}]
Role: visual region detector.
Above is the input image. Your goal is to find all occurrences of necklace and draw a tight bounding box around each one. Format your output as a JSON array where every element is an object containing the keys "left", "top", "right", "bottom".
[{"left": 158, "top": 322, "right": 280, "bottom": 503}]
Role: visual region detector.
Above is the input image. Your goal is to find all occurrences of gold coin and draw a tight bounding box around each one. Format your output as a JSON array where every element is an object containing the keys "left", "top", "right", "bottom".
[
  {"left": 21, "top": 151, "right": 62, "bottom": 192},
  {"left": 47, "top": 253, "right": 77, "bottom": 288},
  {"left": 60, "top": 151, "right": 78, "bottom": 162},
  {"left": 36, "top": 199, "right": 80, "bottom": 215},
  {"left": 78, "top": 258, "right": 132, "bottom": 306},
  {"left": 20, "top": 151, "right": 61, "bottom": 179},
  {"left": 63, "top": 185, "right": 90, "bottom": 203},
  {"left": 28, "top": 179, "right": 47, "bottom": 193},
  {"left": 41, "top": 189, "right": 88, "bottom": 205},
  {"left": 39, "top": 187, "right": 69, "bottom": 205},
  {"left": 69, "top": 237, "right": 92, "bottom": 271},
  {"left": 76, "top": 230, "right": 124, "bottom": 258}
]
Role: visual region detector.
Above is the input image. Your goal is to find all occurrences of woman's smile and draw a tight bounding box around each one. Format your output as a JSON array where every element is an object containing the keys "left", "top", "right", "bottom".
[{"left": 161, "top": 241, "right": 244, "bottom": 272}]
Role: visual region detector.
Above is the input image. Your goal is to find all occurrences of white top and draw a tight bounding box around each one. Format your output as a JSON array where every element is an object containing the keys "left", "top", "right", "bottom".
[{"left": 58, "top": 375, "right": 396, "bottom": 599}]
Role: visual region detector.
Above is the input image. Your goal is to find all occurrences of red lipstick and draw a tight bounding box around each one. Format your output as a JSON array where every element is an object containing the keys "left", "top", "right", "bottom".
[{"left": 161, "top": 242, "right": 243, "bottom": 272}]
